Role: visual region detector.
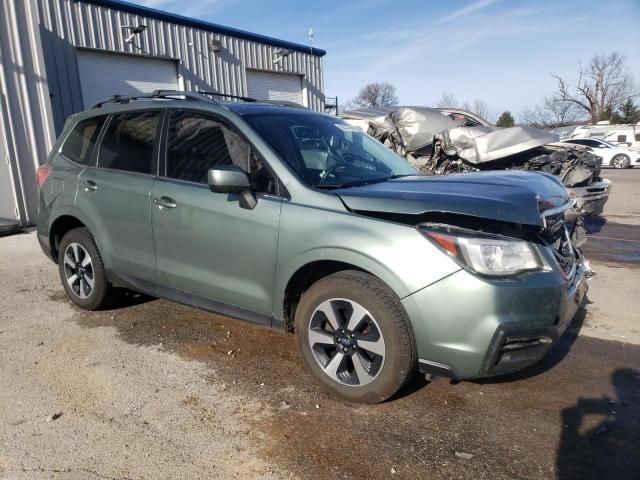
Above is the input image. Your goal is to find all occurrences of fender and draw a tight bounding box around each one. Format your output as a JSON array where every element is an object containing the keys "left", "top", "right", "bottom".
[{"left": 274, "top": 247, "right": 419, "bottom": 321}]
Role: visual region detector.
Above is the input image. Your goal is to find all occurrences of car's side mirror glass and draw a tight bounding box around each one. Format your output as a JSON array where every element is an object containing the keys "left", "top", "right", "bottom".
[{"left": 207, "top": 165, "right": 257, "bottom": 210}]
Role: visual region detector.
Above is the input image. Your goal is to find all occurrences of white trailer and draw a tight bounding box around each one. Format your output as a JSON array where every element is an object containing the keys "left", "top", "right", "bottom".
[{"left": 568, "top": 122, "right": 640, "bottom": 148}]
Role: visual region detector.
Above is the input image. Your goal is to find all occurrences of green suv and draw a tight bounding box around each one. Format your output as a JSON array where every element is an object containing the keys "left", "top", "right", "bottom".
[{"left": 37, "top": 91, "right": 589, "bottom": 403}]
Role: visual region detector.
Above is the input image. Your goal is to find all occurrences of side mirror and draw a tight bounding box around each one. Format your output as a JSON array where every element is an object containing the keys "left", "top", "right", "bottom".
[{"left": 207, "top": 165, "right": 257, "bottom": 210}]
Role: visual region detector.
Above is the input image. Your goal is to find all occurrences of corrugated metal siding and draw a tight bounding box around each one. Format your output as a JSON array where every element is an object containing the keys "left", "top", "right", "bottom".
[
  {"left": 37, "top": 0, "right": 325, "bottom": 133},
  {"left": 0, "top": 0, "right": 56, "bottom": 226}
]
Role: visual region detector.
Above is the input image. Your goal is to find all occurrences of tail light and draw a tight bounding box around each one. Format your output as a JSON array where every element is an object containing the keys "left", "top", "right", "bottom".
[{"left": 36, "top": 164, "right": 52, "bottom": 188}]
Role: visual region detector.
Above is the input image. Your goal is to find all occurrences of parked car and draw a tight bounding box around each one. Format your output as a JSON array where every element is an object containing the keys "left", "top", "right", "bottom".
[
  {"left": 563, "top": 123, "right": 640, "bottom": 149},
  {"left": 561, "top": 138, "right": 640, "bottom": 169},
  {"left": 37, "top": 91, "right": 589, "bottom": 403},
  {"left": 341, "top": 106, "right": 612, "bottom": 216}
]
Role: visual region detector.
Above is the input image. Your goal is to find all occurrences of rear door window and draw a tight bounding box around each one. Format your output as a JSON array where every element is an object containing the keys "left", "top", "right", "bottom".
[
  {"left": 97, "top": 111, "right": 161, "bottom": 174},
  {"left": 61, "top": 116, "right": 107, "bottom": 165}
]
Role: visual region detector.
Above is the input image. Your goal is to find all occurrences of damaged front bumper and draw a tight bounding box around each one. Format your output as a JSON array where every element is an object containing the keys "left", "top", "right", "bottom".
[
  {"left": 402, "top": 248, "right": 590, "bottom": 380},
  {"left": 568, "top": 178, "right": 612, "bottom": 216}
]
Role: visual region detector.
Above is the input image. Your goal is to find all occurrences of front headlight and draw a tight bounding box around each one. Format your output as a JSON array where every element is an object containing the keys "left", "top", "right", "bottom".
[{"left": 419, "top": 224, "right": 543, "bottom": 277}]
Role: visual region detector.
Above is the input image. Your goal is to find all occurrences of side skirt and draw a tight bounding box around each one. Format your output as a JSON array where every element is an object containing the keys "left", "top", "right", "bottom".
[{"left": 107, "top": 271, "right": 284, "bottom": 330}]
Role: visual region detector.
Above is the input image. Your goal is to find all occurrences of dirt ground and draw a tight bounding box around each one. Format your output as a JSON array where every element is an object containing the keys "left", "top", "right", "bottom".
[{"left": 1, "top": 169, "right": 639, "bottom": 479}]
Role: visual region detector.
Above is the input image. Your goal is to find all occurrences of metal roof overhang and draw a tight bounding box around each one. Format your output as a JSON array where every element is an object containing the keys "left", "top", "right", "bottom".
[{"left": 77, "top": 0, "right": 327, "bottom": 57}]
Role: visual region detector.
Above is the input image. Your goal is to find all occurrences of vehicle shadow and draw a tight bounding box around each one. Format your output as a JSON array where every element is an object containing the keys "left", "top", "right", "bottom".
[
  {"left": 584, "top": 215, "right": 607, "bottom": 234},
  {"left": 555, "top": 367, "right": 640, "bottom": 479}
]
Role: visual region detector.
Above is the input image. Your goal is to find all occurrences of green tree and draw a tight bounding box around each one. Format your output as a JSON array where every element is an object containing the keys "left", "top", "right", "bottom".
[
  {"left": 618, "top": 99, "right": 640, "bottom": 124},
  {"left": 496, "top": 111, "right": 515, "bottom": 127}
]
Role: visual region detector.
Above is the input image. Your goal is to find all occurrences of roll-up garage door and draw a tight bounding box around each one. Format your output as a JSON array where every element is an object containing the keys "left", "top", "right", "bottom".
[
  {"left": 77, "top": 50, "right": 179, "bottom": 108},
  {"left": 246, "top": 70, "right": 304, "bottom": 106}
]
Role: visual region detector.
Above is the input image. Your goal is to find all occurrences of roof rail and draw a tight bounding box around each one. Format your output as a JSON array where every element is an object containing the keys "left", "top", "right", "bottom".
[
  {"left": 199, "top": 91, "right": 307, "bottom": 109},
  {"left": 91, "top": 90, "right": 215, "bottom": 109},
  {"left": 198, "top": 91, "right": 257, "bottom": 102}
]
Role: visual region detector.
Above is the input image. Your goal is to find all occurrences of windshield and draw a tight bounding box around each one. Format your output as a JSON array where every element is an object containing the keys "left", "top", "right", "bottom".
[{"left": 242, "top": 111, "right": 417, "bottom": 188}]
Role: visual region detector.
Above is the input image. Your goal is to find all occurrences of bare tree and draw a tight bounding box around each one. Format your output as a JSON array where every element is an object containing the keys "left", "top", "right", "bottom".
[
  {"left": 519, "top": 95, "right": 585, "bottom": 128},
  {"left": 436, "top": 93, "right": 494, "bottom": 122},
  {"left": 436, "top": 92, "right": 458, "bottom": 108},
  {"left": 553, "top": 52, "right": 636, "bottom": 123},
  {"left": 465, "top": 99, "right": 493, "bottom": 123},
  {"left": 353, "top": 82, "right": 399, "bottom": 108}
]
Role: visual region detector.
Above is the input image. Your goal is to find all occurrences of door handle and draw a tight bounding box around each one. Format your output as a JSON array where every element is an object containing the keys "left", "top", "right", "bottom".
[
  {"left": 83, "top": 180, "right": 98, "bottom": 192},
  {"left": 154, "top": 196, "right": 177, "bottom": 209}
]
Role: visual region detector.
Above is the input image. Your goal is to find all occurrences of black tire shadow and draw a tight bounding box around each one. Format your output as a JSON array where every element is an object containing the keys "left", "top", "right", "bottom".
[
  {"left": 106, "top": 288, "right": 156, "bottom": 309},
  {"left": 556, "top": 367, "right": 640, "bottom": 479}
]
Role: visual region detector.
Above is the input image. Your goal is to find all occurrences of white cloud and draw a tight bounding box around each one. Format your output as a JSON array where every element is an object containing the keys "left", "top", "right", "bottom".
[
  {"left": 434, "top": 0, "right": 502, "bottom": 25},
  {"left": 137, "top": 0, "right": 230, "bottom": 17}
]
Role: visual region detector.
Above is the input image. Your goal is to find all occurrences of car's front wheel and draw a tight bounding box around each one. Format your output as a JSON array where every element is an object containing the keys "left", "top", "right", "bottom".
[
  {"left": 295, "top": 270, "right": 416, "bottom": 403},
  {"left": 611, "top": 154, "right": 631, "bottom": 169},
  {"left": 58, "top": 227, "right": 112, "bottom": 310}
]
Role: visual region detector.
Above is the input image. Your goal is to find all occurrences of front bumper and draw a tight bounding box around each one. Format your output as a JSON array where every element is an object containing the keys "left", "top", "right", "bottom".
[
  {"left": 402, "top": 255, "right": 589, "bottom": 379},
  {"left": 568, "top": 179, "right": 611, "bottom": 216}
]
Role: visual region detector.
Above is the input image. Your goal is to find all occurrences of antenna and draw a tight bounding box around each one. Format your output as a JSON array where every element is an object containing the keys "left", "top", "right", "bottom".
[{"left": 308, "top": 28, "right": 314, "bottom": 56}]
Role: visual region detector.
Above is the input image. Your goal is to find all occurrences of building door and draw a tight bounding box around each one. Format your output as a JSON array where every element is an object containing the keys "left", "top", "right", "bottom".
[
  {"left": 76, "top": 50, "right": 179, "bottom": 109},
  {"left": 0, "top": 93, "right": 19, "bottom": 230},
  {"left": 246, "top": 70, "right": 304, "bottom": 106}
]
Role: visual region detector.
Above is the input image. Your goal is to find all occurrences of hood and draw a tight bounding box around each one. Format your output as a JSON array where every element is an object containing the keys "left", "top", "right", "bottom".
[
  {"left": 335, "top": 170, "right": 569, "bottom": 227},
  {"left": 440, "top": 126, "right": 560, "bottom": 163}
]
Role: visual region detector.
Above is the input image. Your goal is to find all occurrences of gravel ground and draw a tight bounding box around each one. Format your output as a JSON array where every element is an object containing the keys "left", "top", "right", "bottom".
[
  {"left": 1, "top": 169, "right": 639, "bottom": 480},
  {"left": 0, "top": 234, "right": 291, "bottom": 480}
]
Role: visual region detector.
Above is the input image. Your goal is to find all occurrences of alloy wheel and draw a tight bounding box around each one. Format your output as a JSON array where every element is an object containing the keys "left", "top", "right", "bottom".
[
  {"left": 63, "top": 242, "right": 95, "bottom": 299},
  {"left": 612, "top": 154, "right": 630, "bottom": 169},
  {"left": 308, "top": 298, "right": 386, "bottom": 386}
]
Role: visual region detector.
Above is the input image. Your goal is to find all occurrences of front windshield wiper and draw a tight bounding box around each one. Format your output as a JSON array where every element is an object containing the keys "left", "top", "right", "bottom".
[{"left": 312, "top": 174, "right": 414, "bottom": 190}]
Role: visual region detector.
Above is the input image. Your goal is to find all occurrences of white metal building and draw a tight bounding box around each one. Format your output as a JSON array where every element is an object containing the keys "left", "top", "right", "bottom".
[{"left": 0, "top": 0, "right": 326, "bottom": 229}]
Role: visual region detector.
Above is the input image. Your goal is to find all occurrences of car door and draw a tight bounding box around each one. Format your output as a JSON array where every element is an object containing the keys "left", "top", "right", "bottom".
[
  {"left": 150, "top": 109, "right": 282, "bottom": 319},
  {"left": 77, "top": 110, "right": 162, "bottom": 285}
]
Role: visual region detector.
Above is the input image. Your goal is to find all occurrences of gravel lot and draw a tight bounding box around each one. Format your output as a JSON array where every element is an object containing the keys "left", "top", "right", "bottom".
[{"left": 1, "top": 169, "right": 639, "bottom": 479}]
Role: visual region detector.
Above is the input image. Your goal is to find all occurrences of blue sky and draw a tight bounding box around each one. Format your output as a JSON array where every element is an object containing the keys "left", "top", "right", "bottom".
[{"left": 136, "top": 0, "right": 639, "bottom": 117}]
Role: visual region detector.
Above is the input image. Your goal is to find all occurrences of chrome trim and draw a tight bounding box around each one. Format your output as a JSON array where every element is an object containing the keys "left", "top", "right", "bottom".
[{"left": 540, "top": 199, "right": 576, "bottom": 229}]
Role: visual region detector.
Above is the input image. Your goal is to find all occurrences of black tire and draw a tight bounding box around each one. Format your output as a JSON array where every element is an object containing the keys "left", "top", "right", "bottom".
[
  {"left": 611, "top": 154, "right": 631, "bottom": 169},
  {"left": 295, "top": 270, "right": 416, "bottom": 403},
  {"left": 57, "top": 227, "right": 112, "bottom": 310}
]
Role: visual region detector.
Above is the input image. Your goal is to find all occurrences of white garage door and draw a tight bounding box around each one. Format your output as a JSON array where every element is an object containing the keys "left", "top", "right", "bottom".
[
  {"left": 77, "top": 50, "right": 179, "bottom": 108},
  {"left": 246, "top": 70, "right": 304, "bottom": 106}
]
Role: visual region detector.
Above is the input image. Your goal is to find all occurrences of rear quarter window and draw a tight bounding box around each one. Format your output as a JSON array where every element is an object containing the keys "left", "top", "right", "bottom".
[{"left": 60, "top": 116, "right": 107, "bottom": 165}]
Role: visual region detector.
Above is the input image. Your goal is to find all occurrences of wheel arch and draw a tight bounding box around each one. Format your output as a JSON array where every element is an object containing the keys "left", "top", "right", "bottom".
[
  {"left": 48, "top": 210, "right": 98, "bottom": 263},
  {"left": 278, "top": 250, "right": 409, "bottom": 332}
]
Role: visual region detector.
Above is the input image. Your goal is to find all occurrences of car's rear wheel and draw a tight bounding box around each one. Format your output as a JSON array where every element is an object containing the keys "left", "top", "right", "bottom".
[
  {"left": 611, "top": 154, "right": 631, "bottom": 169},
  {"left": 58, "top": 227, "right": 112, "bottom": 310},
  {"left": 295, "top": 270, "right": 416, "bottom": 403}
]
